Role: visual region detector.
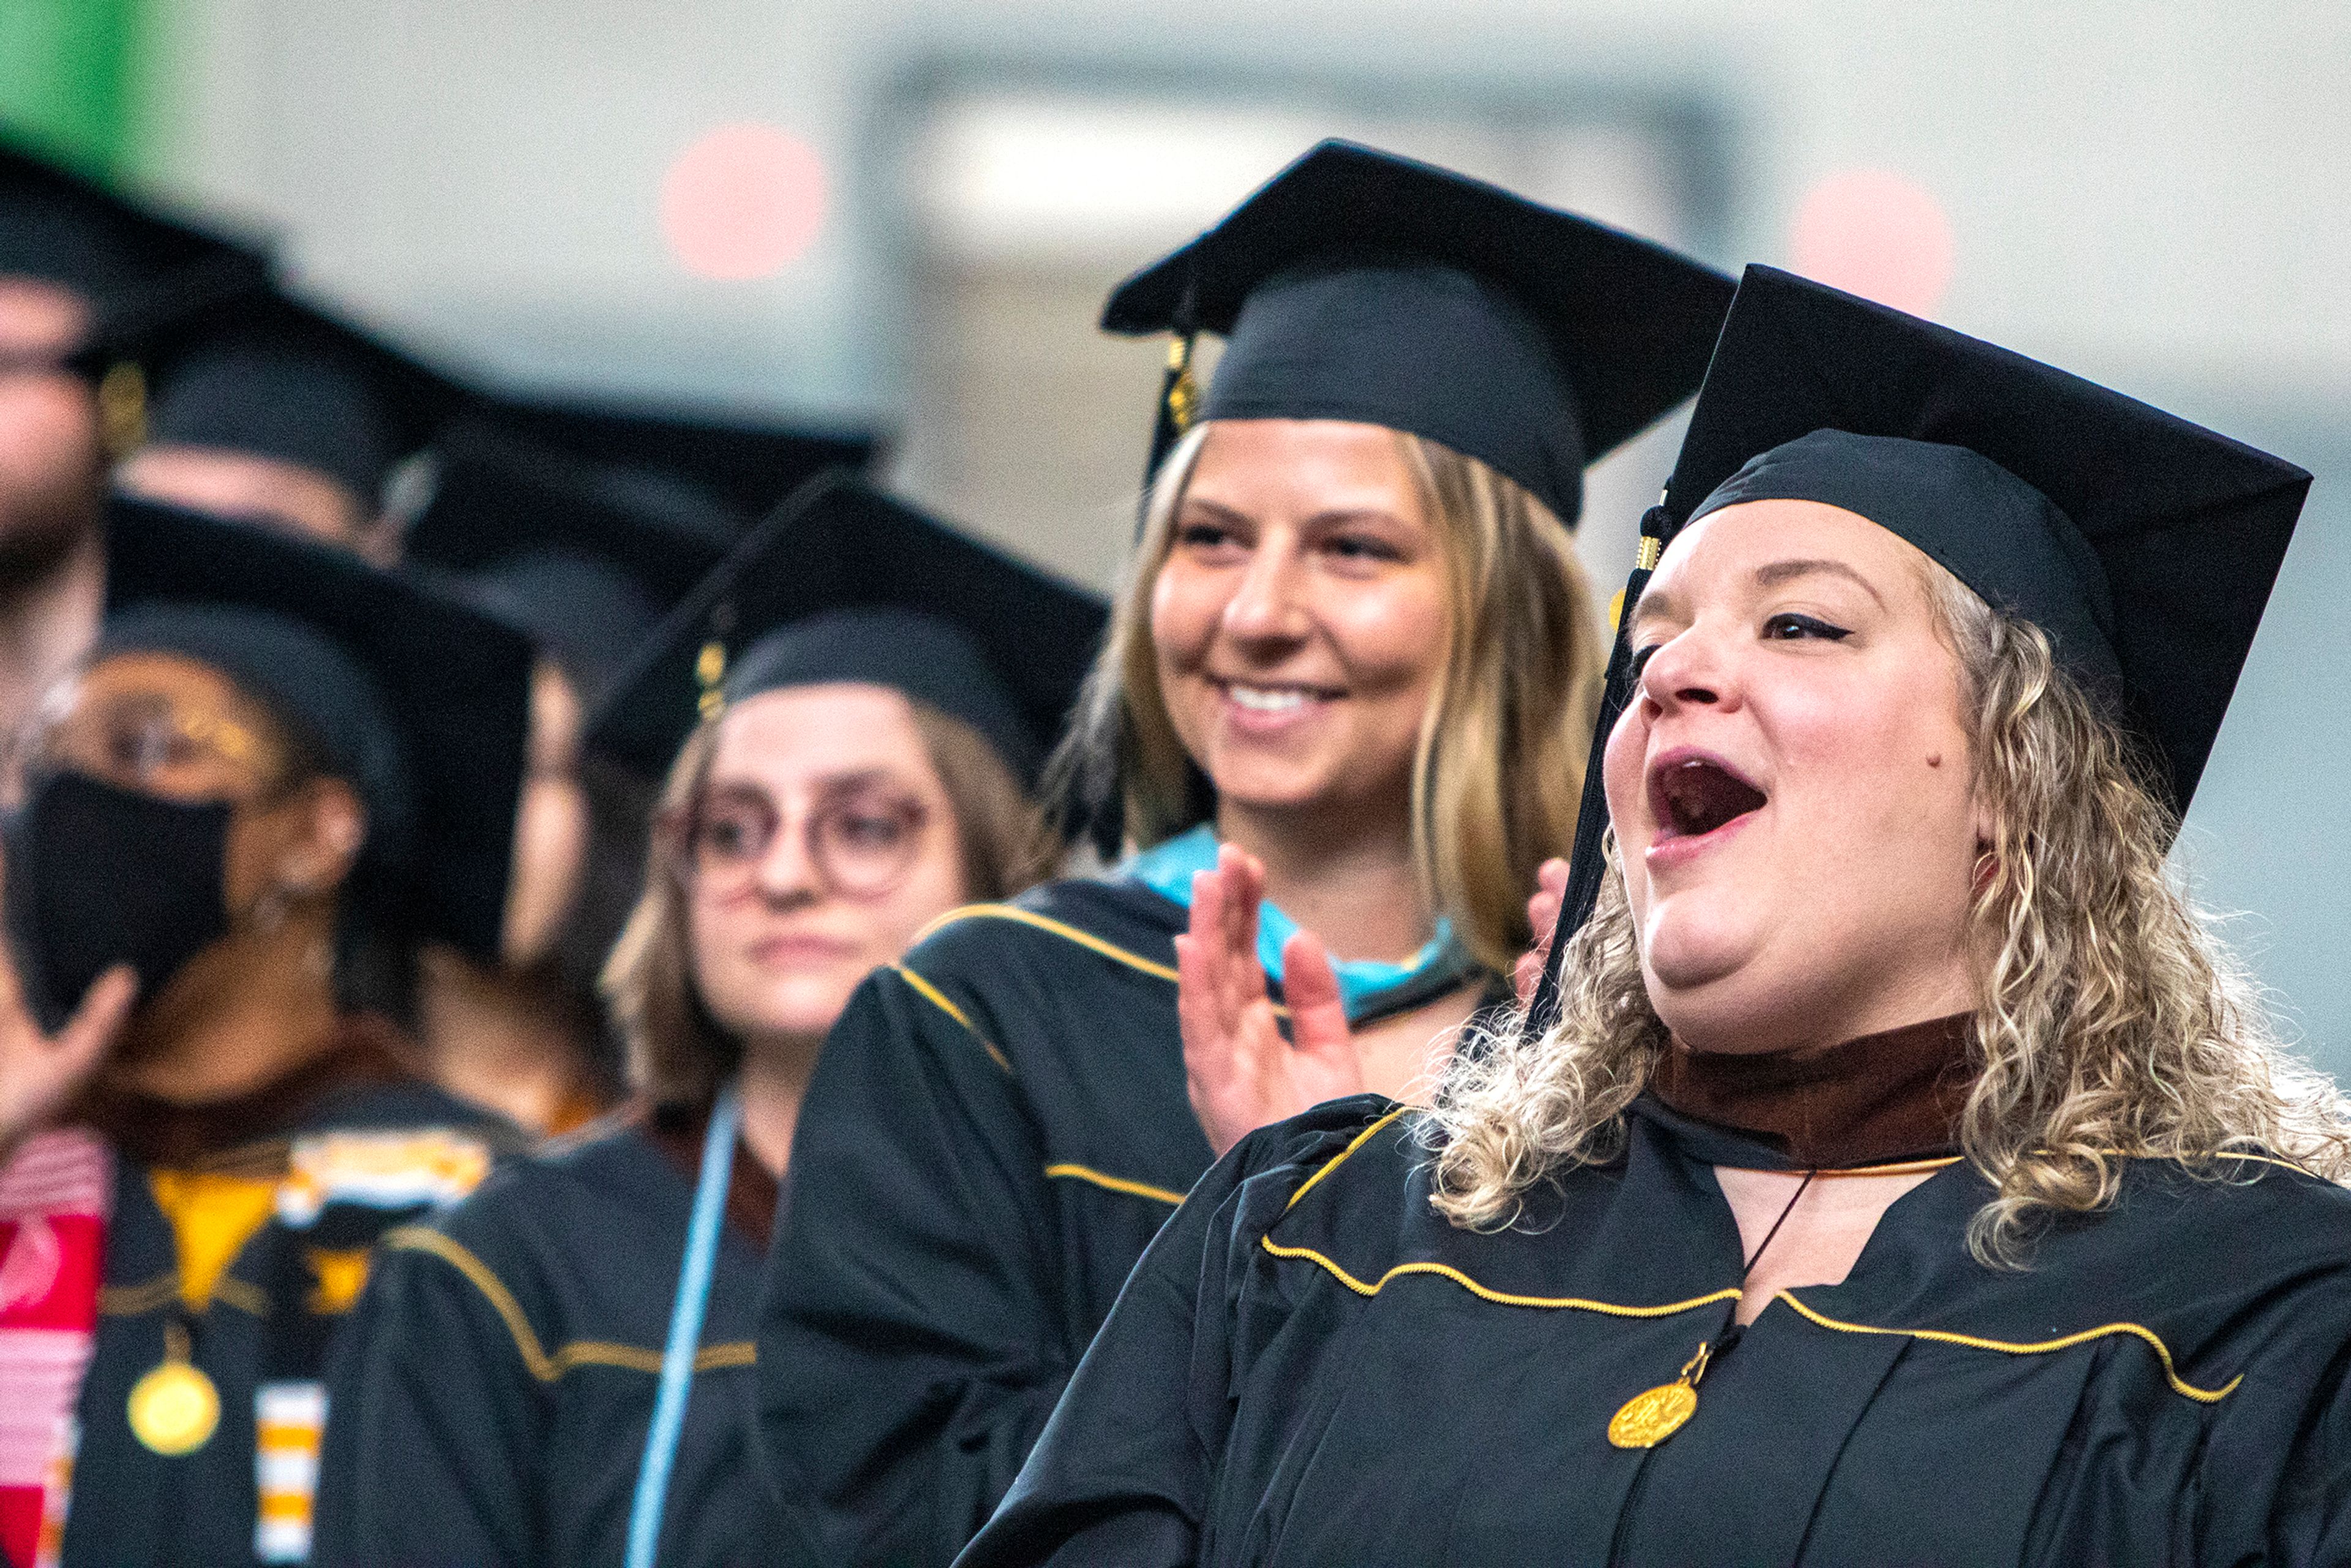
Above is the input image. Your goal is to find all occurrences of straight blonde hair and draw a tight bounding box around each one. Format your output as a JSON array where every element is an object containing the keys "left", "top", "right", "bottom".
[{"left": 1046, "top": 422, "right": 1605, "bottom": 973}]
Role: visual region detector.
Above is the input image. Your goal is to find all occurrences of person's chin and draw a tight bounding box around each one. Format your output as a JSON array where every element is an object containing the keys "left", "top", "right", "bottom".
[
  {"left": 1638, "top": 906, "right": 1763, "bottom": 1000},
  {"left": 733, "top": 989, "right": 854, "bottom": 1045}
]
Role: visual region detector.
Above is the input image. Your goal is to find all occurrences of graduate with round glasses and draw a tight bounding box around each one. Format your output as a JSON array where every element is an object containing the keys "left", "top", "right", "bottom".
[
  {"left": 958, "top": 266, "right": 2351, "bottom": 1567},
  {"left": 0, "top": 497, "right": 530, "bottom": 1568},
  {"left": 755, "top": 140, "right": 1733, "bottom": 1567},
  {"left": 310, "top": 475, "right": 1104, "bottom": 1568}
]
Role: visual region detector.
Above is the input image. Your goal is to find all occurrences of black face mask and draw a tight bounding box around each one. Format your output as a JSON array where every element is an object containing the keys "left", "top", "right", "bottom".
[{"left": 4, "top": 773, "right": 232, "bottom": 1033}]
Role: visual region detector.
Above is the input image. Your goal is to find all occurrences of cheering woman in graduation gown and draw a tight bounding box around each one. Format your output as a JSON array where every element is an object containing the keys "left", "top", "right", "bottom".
[
  {"left": 959, "top": 266, "right": 2351, "bottom": 1567},
  {"left": 756, "top": 140, "right": 1734, "bottom": 1567},
  {"left": 0, "top": 497, "right": 531, "bottom": 1568},
  {"left": 310, "top": 475, "right": 1103, "bottom": 1568}
]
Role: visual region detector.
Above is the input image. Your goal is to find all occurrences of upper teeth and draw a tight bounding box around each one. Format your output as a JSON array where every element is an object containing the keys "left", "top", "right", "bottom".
[{"left": 1229, "top": 686, "right": 1310, "bottom": 712}]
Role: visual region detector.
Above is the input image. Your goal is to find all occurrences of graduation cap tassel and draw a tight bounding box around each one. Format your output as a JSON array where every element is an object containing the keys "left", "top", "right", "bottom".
[
  {"left": 1134, "top": 262, "right": 1202, "bottom": 538},
  {"left": 1136, "top": 332, "right": 1199, "bottom": 522},
  {"left": 1527, "top": 501, "right": 1672, "bottom": 1037},
  {"left": 695, "top": 639, "right": 728, "bottom": 721},
  {"left": 96, "top": 361, "right": 147, "bottom": 460}
]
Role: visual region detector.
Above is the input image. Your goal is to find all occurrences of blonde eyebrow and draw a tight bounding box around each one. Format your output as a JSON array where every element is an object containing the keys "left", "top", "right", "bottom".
[
  {"left": 1624, "top": 579, "right": 1679, "bottom": 634},
  {"left": 1753, "top": 557, "right": 1887, "bottom": 607},
  {"left": 1177, "top": 497, "right": 1414, "bottom": 533}
]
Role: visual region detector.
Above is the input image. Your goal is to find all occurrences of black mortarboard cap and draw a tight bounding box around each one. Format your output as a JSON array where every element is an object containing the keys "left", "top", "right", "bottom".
[
  {"left": 1529, "top": 264, "right": 2312, "bottom": 1029},
  {"left": 0, "top": 137, "right": 268, "bottom": 312},
  {"left": 125, "top": 285, "right": 465, "bottom": 505},
  {"left": 1101, "top": 139, "right": 1734, "bottom": 523},
  {"left": 453, "top": 393, "right": 880, "bottom": 525},
  {"left": 100, "top": 496, "right": 533, "bottom": 959},
  {"left": 404, "top": 424, "right": 730, "bottom": 701},
  {"left": 589, "top": 473, "right": 1107, "bottom": 786}
]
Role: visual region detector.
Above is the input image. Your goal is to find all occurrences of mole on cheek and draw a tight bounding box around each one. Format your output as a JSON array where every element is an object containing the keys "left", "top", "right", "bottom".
[{"left": 1926, "top": 752, "right": 1943, "bottom": 768}]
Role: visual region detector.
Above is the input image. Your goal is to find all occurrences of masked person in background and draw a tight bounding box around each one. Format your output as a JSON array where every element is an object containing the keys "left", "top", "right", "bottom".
[
  {"left": 312, "top": 475, "right": 1103, "bottom": 1568},
  {"left": 0, "top": 497, "right": 533, "bottom": 1568},
  {"left": 0, "top": 143, "right": 266, "bottom": 759},
  {"left": 753, "top": 141, "right": 1733, "bottom": 1567},
  {"left": 959, "top": 268, "right": 2351, "bottom": 1568},
  {"left": 398, "top": 427, "right": 737, "bottom": 1136}
]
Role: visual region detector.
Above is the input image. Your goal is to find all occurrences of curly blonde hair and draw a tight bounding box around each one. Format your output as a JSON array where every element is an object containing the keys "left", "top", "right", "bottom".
[
  {"left": 1428, "top": 555, "right": 2351, "bottom": 1264},
  {"left": 1046, "top": 421, "right": 1605, "bottom": 973}
]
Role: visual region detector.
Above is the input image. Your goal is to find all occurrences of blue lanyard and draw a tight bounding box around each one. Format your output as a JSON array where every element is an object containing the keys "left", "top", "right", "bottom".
[{"left": 624, "top": 1083, "right": 743, "bottom": 1568}]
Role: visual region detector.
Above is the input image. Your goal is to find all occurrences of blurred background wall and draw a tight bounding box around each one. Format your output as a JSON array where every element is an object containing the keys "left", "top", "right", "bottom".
[{"left": 9, "top": 0, "right": 2349, "bottom": 1063}]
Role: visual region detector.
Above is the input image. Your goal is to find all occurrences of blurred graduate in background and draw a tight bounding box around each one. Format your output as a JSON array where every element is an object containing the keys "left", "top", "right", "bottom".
[
  {"left": 399, "top": 427, "right": 728, "bottom": 1136},
  {"left": 314, "top": 475, "right": 1101, "bottom": 1568},
  {"left": 0, "top": 141, "right": 266, "bottom": 759},
  {"left": 0, "top": 497, "right": 535, "bottom": 1567},
  {"left": 112, "top": 291, "right": 456, "bottom": 565}
]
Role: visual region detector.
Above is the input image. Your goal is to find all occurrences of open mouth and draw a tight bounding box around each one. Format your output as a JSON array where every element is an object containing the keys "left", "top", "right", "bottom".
[{"left": 1649, "top": 754, "right": 1768, "bottom": 841}]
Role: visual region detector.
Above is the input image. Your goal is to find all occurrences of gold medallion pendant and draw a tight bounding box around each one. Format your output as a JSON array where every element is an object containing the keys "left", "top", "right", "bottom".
[
  {"left": 1608, "top": 1340, "right": 1714, "bottom": 1449},
  {"left": 129, "top": 1325, "right": 219, "bottom": 1456}
]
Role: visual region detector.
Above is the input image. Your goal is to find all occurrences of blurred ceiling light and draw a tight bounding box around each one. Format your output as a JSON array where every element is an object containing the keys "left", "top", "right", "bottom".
[
  {"left": 913, "top": 98, "right": 1329, "bottom": 262},
  {"left": 1789, "top": 168, "right": 1954, "bottom": 316},
  {"left": 662, "top": 124, "right": 828, "bottom": 280}
]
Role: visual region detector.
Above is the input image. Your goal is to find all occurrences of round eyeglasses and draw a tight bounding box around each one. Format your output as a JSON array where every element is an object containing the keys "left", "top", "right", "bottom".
[{"left": 667, "top": 773, "right": 934, "bottom": 902}]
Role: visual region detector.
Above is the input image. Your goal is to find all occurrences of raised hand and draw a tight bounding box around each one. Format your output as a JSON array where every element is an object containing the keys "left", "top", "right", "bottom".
[
  {"left": 1176, "top": 844, "right": 1360, "bottom": 1158},
  {"left": 0, "top": 850, "right": 135, "bottom": 1166},
  {"left": 1513, "top": 857, "right": 1572, "bottom": 1007}
]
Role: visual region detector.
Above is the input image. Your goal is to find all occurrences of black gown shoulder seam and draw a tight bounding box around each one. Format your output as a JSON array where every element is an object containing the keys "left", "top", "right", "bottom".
[
  {"left": 914, "top": 901, "right": 1179, "bottom": 984},
  {"left": 1771, "top": 1290, "right": 2241, "bottom": 1403},
  {"left": 1275, "top": 1105, "right": 1412, "bottom": 1217},
  {"left": 383, "top": 1225, "right": 757, "bottom": 1383},
  {"left": 884, "top": 962, "right": 1013, "bottom": 1074},
  {"left": 1261, "top": 1106, "right": 1748, "bottom": 1320},
  {"left": 1255, "top": 1124, "right": 2260, "bottom": 1403},
  {"left": 1041, "top": 1162, "right": 1187, "bottom": 1206}
]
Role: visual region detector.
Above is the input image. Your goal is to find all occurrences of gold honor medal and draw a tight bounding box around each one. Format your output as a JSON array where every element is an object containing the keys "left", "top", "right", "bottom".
[
  {"left": 1608, "top": 1340, "right": 1713, "bottom": 1450},
  {"left": 129, "top": 1324, "right": 219, "bottom": 1456}
]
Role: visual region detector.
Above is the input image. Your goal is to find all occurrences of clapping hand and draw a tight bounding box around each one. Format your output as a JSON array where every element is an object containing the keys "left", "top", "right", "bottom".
[
  {"left": 1175, "top": 846, "right": 1360, "bottom": 1159},
  {"left": 1513, "top": 857, "right": 1571, "bottom": 1007}
]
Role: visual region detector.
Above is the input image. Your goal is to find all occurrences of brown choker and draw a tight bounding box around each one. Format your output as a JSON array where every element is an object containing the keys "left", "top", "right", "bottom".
[{"left": 1648, "top": 1013, "right": 1976, "bottom": 1169}]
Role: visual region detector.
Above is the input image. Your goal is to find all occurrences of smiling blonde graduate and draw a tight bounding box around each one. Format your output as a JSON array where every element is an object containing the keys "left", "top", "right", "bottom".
[{"left": 752, "top": 140, "right": 1732, "bottom": 1568}]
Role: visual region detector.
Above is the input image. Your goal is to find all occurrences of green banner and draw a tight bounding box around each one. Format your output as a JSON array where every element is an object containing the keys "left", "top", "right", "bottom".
[{"left": 0, "top": 0, "right": 152, "bottom": 175}]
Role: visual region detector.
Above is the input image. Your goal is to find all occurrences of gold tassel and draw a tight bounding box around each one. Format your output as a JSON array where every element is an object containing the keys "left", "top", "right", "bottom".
[
  {"left": 98, "top": 361, "right": 148, "bottom": 460},
  {"left": 696, "top": 640, "right": 727, "bottom": 721},
  {"left": 1164, "top": 335, "right": 1199, "bottom": 435}
]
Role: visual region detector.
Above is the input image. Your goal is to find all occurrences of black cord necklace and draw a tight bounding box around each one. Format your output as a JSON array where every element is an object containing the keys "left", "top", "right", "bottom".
[
  {"left": 1742, "top": 1168, "right": 1818, "bottom": 1277},
  {"left": 1605, "top": 1168, "right": 1819, "bottom": 1450}
]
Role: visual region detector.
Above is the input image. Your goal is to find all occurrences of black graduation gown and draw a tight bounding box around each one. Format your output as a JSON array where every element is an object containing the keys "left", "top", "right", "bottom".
[
  {"left": 310, "top": 1108, "right": 787, "bottom": 1568},
  {"left": 960, "top": 1094, "right": 2351, "bottom": 1567},
  {"left": 63, "top": 1076, "right": 512, "bottom": 1568},
  {"left": 757, "top": 877, "right": 1482, "bottom": 1568}
]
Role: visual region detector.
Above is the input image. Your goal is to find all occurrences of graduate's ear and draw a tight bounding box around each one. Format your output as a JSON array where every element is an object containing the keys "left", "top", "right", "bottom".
[{"left": 263, "top": 776, "right": 368, "bottom": 902}]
